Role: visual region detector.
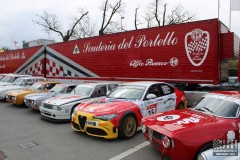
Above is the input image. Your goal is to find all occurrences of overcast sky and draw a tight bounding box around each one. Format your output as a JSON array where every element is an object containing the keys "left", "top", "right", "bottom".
[{"left": 0, "top": 0, "right": 239, "bottom": 49}]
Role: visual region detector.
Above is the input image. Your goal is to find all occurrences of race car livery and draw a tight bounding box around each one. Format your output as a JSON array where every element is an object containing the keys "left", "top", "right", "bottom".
[
  {"left": 24, "top": 84, "right": 77, "bottom": 110},
  {"left": 6, "top": 81, "right": 60, "bottom": 105},
  {"left": 71, "top": 81, "right": 187, "bottom": 139},
  {"left": 0, "top": 76, "right": 45, "bottom": 100},
  {"left": 141, "top": 91, "right": 240, "bottom": 160},
  {"left": 39, "top": 83, "right": 119, "bottom": 122}
]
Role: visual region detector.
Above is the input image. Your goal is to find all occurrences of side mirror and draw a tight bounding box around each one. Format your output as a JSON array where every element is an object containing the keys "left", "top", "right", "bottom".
[
  {"left": 146, "top": 94, "right": 157, "bottom": 99},
  {"left": 106, "top": 91, "right": 110, "bottom": 95}
]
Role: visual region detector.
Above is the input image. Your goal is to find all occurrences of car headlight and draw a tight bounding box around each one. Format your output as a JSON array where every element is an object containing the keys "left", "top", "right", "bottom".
[
  {"left": 93, "top": 114, "right": 118, "bottom": 121},
  {"left": 52, "top": 105, "right": 62, "bottom": 110},
  {"left": 142, "top": 124, "right": 147, "bottom": 133},
  {"left": 162, "top": 136, "right": 171, "bottom": 148}
]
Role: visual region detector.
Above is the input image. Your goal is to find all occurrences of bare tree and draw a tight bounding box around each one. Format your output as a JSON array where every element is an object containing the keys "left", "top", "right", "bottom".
[
  {"left": 73, "top": 20, "right": 97, "bottom": 39},
  {"left": 167, "top": 5, "right": 195, "bottom": 25},
  {"left": 99, "top": 0, "right": 123, "bottom": 35},
  {"left": 143, "top": 12, "right": 154, "bottom": 28},
  {"left": 145, "top": 0, "right": 195, "bottom": 27},
  {"left": 134, "top": 7, "right": 139, "bottom": 30},
  {"left": 33, "top": 10, "right": 89, "bottom": 42}
]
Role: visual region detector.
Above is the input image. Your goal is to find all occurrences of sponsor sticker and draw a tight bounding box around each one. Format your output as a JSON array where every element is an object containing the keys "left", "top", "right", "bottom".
[
  {"left": 86, "top": 120, "right": 98, "bottom": 126},
  {"left": 157, "top": 115, "right": 180, "bottom": 121}
]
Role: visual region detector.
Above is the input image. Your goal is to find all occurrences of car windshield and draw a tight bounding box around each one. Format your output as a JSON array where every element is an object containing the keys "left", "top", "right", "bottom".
[
  {"left": 70, "top": 85, "right": 93, "bottom": 96},
  {"left": 193, "top": 95, "right": 240, "bottom": 118},
  {"left": 1, "top": 76, "right": 15, "bottom": 83},
  {"left": 29, "top": 83, "right": 44, "bottom": 90},
  {"left": 0, "top": 75, "right": 5, "bottom": 80},
  {"left": 12, "top": 78, "right": 25, "bottom": 86},
  {"left": 49, "top": 85, "right": 66, "bottom": 93},
  {"left": 107, "top": 85, "right": 146, "bottom": 100}
]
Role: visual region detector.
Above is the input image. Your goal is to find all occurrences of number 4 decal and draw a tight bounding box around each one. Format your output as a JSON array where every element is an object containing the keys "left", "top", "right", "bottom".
[{"left": 147, "top": 104, "right": 157, "bottom": 115}]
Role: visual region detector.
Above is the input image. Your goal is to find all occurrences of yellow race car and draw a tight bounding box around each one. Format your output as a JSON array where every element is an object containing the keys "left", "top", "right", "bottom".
[{"left": 6, "top": 81, "right": 60, "bottom": 106}]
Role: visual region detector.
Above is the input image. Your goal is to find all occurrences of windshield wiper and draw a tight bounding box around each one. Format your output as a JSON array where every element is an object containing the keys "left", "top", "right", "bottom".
[
  {"left": 203, "top": 107, "right": 214, "bottom": 114},
  {"left": 194, "top": 108, "right": 206, "bottom": 112}
]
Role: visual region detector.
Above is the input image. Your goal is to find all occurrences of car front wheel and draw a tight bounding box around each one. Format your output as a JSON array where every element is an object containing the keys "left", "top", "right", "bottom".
[{"left": 119, "top": 114, "right": 137, "bottom": 139}]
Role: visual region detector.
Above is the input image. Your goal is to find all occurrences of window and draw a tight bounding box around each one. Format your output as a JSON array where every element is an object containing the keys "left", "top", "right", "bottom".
[
  {"left": 147, "top": 84, "right": 160, "bottom": 97},
  {"left": 92, "top": 85, "right": 107, "bottom": 97},
  {"left": 108, "top": 84, "right": 119, "bottom": 91},
  {"left": 159, "top": 84, "right": 174, "bottom": 95}
]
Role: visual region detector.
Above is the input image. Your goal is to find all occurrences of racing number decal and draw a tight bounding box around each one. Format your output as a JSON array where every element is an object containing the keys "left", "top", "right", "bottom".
[{"left": 146, "top": 104, "right": 157, "bottom": 115}]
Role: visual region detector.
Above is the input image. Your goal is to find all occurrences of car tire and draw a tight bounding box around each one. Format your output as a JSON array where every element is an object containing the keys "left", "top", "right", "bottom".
[
  {"left": 70, "top": 104, "right": 79, "bottom": 120},
  {"left": 118, "top": 114, "right": 137, "bottom": 139},
  {"left": 195, "top": 142, "right": 212, "bottom": 160},
  {"left": 176, "top": 102, "right": 185, "bottom": 110}
]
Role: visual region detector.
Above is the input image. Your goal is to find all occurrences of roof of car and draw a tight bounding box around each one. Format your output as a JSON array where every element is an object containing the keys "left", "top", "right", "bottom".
[
  {"left": 121, "top": 81, "right": 167, "bottom": 87},
  {"left": 36, "top": 81, "right": 61, "bottom": 84},
  {"left": 19, "top": 76, "right": 45, "bottom": 80},
  {"left": 76, "top": 82, "right": 119, "bottom": 87},
  {"left": 57, "top": 83, "right": 78, "bottom": 86},
  {"left": 5, "top": 74, "right": 31, "bottom": 77},
  {"left": 207, "top": 91, "right": 240, "bottom": 98}
]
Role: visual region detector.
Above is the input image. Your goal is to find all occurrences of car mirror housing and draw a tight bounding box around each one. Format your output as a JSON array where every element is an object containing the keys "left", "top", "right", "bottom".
[{"left": 146, "top": 94, "right": 157, "bottom": 99}]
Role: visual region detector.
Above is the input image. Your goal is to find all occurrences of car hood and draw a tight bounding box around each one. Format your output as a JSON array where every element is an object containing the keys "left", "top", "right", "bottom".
[
  {"left": 79, "top": 99, "right": 138, "bottom": 113},
  {"left": 25, "top": 92, "right": 56, "bottom": 100},
  {"left": 43, "top": 94, "right": 90, "bottom": 105},
  {"left": 7, "top": 89, "right": 36, "bottom": 96},
  {"left": 0, "top": 85, "right": 25, "bottom": 91},
  {"left": 0, "top": 82, "right": 11, "bottom": 86},
  {"left": 142, "top": 109, "right": 223, "bottom": 133}
]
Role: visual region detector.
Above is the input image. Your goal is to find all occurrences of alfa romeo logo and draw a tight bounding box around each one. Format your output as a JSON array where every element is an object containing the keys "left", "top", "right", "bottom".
[{"left": 185, "top": 29, "right": 210, "bottom": 66}]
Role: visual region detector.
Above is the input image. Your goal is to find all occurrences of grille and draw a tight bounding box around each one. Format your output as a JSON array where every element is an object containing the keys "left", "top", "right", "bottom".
[
  {"left": 78, "top": 115, "right": 87, "bottom": 130},
  {"left": 153, "top": 131, "right": 165, "bottom": 141},
  {"left": 42, "top": 103, "right": 53, "bottom": 109},
  {"left": 7, "top": 95, "right": 14, "bottom": 100},
  {"left": 72, "top": 122, "right": 80, "bottom": 130},
  {"left": 86, "top": 127, "right": 107, "bottom": 136},
  {"left": 25, "top": 99, "right": 32, "bottom": 106}
]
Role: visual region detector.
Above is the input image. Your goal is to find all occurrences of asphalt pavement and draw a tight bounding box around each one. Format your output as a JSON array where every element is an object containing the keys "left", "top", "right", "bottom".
[{"left": 0, "top": 102, "right": 161, "bottom": 160}]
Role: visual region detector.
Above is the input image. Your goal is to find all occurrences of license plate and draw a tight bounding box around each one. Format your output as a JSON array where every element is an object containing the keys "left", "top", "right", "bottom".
[{"left": 86, "top": 120, "right": 98, "bottom": 126}]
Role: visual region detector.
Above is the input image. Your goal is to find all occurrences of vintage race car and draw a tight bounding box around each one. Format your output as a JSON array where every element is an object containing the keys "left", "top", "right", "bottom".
[
  {"left": 5, "top": 81, "right": 60, "bottom": 105},
  {"left": 39, "top": 83, "right": 119, "bottom": 122},
  {"left": 0, "top": 73, "right": 11, "bottom": 81},
  {"left": 141, "top": 91, "right": 240, "bottom": 160},
  {"left": 0, "top": 74, "right": 31, "bottom": 86},
  {"left": 0, "top": 76, "right": 46, "bottom": 100},
  {"left": 71, "top": 81, "right": 187, "bottom": 139},
  {"left": 24, "top": 84, "right": 77, "bottom": 110}
]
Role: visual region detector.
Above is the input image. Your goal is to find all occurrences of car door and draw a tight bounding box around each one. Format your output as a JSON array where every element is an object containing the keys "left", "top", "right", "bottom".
[
  {"left": 142, "top": 84, "right": 163, "bottom": 117},
  {"left": 158, "top": 83, "right": 177, "bottom": 112}
]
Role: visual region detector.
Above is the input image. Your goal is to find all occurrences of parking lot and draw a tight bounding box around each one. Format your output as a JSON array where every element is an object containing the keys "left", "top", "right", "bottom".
[{"left": 0, "top": 102, "right": 162, "bottom": 160}]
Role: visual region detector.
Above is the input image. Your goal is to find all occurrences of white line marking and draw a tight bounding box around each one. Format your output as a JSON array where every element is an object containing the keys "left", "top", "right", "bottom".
[{"left": 109, "top": 141, "right": 150, "bottom": 160}]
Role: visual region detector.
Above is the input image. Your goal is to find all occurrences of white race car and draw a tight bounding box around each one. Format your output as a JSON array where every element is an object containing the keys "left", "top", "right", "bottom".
[
  {"left": 0, "top": 76, "right": 45, "bottom": 100},
  {"left": 39, "top": 83, "right": 119, "bottom": 122},
  {"left": 0, "top": 74, "right": 31, "bottom": 86}
]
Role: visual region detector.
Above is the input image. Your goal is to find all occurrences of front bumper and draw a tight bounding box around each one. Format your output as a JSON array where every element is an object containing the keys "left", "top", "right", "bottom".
[
  {"left": 24, "top": 99, "right": 40, "bottom": 110},
  {"left": 39, "top": 106, "right": 71, "bottom": 121},
  {"left": 71, "top": 111, "right": 118, "bottom": 139}
]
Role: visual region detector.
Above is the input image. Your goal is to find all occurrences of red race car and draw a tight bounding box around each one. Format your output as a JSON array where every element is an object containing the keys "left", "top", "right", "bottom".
[
  {"left": 71, "top": 81, "right": 187, "bottom": 139},
  {"left": 142, "top": 91, "right": 240, "bottom": 160}
]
